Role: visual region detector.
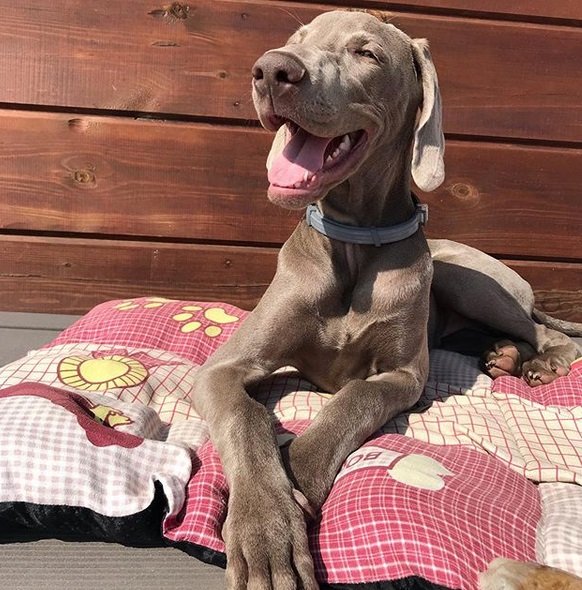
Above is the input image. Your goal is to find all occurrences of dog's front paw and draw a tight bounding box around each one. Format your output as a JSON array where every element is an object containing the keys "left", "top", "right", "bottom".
[
  {"left": 223, "top": 483, "right": 318, "bottom": 590},
  {"left": 282, "top": 436, "right": 331, "bottom": 513},
  {"left": 522, "top": 355, "right": 569, "bottom": 387}
]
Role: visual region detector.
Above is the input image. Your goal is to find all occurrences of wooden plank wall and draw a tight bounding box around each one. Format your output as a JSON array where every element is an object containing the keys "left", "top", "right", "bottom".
[{"left": 0, "top": 0, "right": 580, "bottom": 320}]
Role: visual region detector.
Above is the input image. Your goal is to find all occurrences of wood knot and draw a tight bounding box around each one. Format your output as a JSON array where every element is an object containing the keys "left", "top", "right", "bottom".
[
  {"left": 151, "top": 40, "right": 180, "bottom": 47},
  {"left": 149, "top": 2, "right": 190, "bottom": 20},
  {"left": 169, "top": 2, "right": 189, "bottom": 19},
  {"left": 68, "top": 118, "right": 90, "bottom": 132},
  {"left": 224, "top": 259, "right": 232, "bottom": 268},
  {"left": 73, "top": 169, "right": 96, "bottom": 186},
  {"left": 448, "top": 182, "right": 478, "bottom": 201}
]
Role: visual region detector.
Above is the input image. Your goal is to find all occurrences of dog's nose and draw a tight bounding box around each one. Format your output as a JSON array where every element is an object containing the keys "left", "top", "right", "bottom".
[{"left": 252, "top": 51, "right": 306, "bottom": 95}]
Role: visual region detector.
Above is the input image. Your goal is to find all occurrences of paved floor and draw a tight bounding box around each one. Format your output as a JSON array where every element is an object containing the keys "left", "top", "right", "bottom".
[{"left": 0, "top": 312, "right": 79, "bottom": 366}]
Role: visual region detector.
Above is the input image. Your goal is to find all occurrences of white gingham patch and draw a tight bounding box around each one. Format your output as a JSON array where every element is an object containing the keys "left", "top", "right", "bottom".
[
  {"left": 385, "top": 386, "right": 582, "bottom": 484},
  {"left": 537, "top": 483, "right": 582, "bottom": 577},
  {"left": 0, "top": 383, "right": 192, "bottom": 519}
]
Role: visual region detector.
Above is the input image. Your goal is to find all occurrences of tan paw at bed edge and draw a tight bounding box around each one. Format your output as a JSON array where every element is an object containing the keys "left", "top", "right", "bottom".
[{"left": 479, "top": 558, "right": 582, "bottom": 590}]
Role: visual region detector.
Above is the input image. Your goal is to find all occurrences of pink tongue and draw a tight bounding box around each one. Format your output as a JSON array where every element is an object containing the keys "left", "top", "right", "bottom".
[{"left": 268, "top": 128, "right": 333, "bottom": 187}]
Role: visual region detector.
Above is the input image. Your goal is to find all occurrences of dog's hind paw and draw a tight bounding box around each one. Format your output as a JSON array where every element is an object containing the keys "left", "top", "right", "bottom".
[
  {"left": 481, "top": 340, "right": 522, "bottom": 379},
  {"left": 522, "top": 355, "right": 569, "bottom": 387}
]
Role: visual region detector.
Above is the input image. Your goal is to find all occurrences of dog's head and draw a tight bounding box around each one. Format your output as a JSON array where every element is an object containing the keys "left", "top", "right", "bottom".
[{"left": 252, "top": 10, "right": 444, "bottom": 209}]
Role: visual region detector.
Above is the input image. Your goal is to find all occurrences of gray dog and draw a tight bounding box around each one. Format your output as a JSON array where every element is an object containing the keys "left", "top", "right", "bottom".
[{"left": 191, "top": 10, "right": 581, "bottom": 590}]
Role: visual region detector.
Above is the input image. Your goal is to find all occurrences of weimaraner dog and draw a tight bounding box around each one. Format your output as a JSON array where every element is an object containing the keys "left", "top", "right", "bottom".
[{"left": 191, "top": 10, "right": 581, "bottom": 590}]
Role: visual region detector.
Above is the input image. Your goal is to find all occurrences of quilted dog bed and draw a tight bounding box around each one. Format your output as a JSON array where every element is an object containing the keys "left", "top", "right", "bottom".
[{"left": 0, "top": 297, "right": 580, "bottom": 589}]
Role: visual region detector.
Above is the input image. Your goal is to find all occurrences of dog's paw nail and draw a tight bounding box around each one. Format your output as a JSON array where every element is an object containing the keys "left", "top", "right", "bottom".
[{"left": 292, "top": 488, "right": 317, "bottom": 520}]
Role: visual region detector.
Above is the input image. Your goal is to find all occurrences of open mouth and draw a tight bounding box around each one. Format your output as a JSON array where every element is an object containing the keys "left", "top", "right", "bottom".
[{"left": 267, "top": 119, "right": 368, "bottom": 207}]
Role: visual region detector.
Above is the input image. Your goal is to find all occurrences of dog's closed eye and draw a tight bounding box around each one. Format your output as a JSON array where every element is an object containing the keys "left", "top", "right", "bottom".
[{"left": 354, "top": 48, "right": 378, "bottom": 61}]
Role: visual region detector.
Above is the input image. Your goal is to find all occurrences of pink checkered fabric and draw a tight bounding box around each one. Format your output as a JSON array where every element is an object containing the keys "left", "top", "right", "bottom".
[
  {"left": 46, "top": 297, "right": 248, "bottom": 365},
  {"left": 493, "top": 358, "right": 582, "bottom": 407},
  {"left": 0, "top": 297, "right": 248, "bottom": 449},
  {"left": 164, "top": 420, "right": 540, "bottom": 590},
  {"left": 0, "top": 343, "right": 206, "bottom": 429}
]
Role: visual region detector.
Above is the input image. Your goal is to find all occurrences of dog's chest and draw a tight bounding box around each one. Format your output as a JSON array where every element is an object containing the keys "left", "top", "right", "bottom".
[
  {"left": 286, "top": 235, "right": 432, "bottom": 392},
  {"left": 295, "top": 310, "right": 406, "bottom": 392}
]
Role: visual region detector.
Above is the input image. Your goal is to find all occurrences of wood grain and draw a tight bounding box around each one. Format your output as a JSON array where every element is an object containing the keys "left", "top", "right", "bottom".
[
  {"left": 0, "top": 0, "right": 580, "bottom": 143},
  {"left": 421, "top": 141, "right": 582, "bottom": 260},
  {"left": 0, "top": 109, "right": 580, "bottom": 261},
  {"left": 0, "top": 235, "right": 277, "bottom": 313},
  {"left": 0, "top": 236, "right": 580, "bottom": 321},
  {"left": 0, "top": 110, "right": 290, "bottom": 244},
  {"left": 502, "top": 260, "right": 582, "bottom": 323},
  {"left": 299, "top": 0, "right": 582, "bottom": 22}
]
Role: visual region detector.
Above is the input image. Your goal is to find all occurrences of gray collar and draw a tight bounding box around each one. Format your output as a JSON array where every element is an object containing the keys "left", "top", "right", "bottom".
[{"left": 305, "top": 203, "right": 428, "bottom": 247}]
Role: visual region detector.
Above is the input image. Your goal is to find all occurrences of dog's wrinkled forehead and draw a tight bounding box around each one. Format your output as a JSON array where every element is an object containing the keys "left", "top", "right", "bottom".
[{"left": 288, "top": 11, "right": 413, "bottom": 58}]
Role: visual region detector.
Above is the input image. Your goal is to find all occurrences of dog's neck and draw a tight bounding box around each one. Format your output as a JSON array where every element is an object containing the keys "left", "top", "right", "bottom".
[{"left": 317, "top": 137, "right": 417, "bottom": 229}]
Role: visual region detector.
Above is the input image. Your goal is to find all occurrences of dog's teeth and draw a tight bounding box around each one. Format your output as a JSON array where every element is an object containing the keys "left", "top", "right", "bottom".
[
  {"left": 332, "top": 149, "right": 340, "bottom": 158},
  {"left": 303, "top": 171, "right": 309, "bottom": 182},
  {"left": 339, "top": 134, "right": 351, "bottom": 152},
  {"left": 325, "top": 155, "right": 333, "bottom": 163}
]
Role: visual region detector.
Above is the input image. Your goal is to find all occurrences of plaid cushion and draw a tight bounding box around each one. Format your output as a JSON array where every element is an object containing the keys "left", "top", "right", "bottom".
[
  {"left": 0, "top": 297, "right": 580, "bottom": 587},
  {"left": 164, "top": 420, "right": 540, "bottom": 590}
]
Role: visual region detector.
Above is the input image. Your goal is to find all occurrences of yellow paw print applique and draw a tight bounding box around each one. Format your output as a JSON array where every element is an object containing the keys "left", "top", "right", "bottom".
[
  {"left": 89, "top": 404, "right": 133, "bottom": 428},
  {"left": 172, "top": 306, "right": 240, "bottom": 338},
  {"left": 115, "top": 297, "right": 175, "bottom": 312}
]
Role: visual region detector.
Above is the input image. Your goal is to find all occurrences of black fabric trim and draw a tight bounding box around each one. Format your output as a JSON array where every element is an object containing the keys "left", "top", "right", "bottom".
[
  {"left": 0, "top": 485, "right": 454, "bottom": 590},
  {"left": 322, "top": 578, "right": 454, "bottom": 590},
  {"left": 0, "top": 481, "right": 168, "bottom": 547},
  {"left": 165, "top": 538, "right": 227, "bottom": 569},
  {"left": 165, "top": 540, "right": 453, "bottom": 590}
]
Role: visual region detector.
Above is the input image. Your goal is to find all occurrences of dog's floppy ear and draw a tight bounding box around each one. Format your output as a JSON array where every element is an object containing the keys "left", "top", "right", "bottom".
[
  {"left": 410, "top": 39, "right": 445, "bottom": 192},
  {"left": 266, "top": 125, "right": 287, "bottom": 171}
]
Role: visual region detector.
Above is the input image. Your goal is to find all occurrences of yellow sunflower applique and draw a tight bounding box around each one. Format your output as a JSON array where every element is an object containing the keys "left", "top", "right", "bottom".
[
  {"left": 57, "top": 350, "right": 182, "bottom": 392},
  {"left": 172, "top": 306, "right": 240, "bottom": 338},
  {"left": 58, "top": 353, "right": 148, "bottom": 392}
]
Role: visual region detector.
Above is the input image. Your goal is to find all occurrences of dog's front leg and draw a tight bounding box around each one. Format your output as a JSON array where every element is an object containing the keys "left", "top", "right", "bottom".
[
  {"left": 193, "top": 357, "right": 319, "bottom": 590},
  {"left": 283, "top": 371, "right": 425, "bottom": 512}
]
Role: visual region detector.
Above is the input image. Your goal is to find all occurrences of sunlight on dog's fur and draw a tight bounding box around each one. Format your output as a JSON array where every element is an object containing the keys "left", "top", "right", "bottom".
[{"left": 480, "top": 558, "right": 582, "bottom": 590}]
